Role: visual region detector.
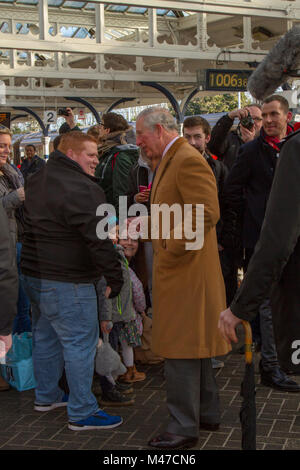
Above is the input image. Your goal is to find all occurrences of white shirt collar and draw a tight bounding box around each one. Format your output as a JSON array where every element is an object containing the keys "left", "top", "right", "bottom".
[{"left": 162, "top": 136, "right": 179, "bottom": 159}]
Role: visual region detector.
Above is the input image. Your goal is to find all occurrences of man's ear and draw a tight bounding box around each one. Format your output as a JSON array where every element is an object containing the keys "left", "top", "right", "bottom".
[
  {"left": 65, "top": 149, "right": 74, "bottom": 159},
  {"left": 155, "top": 123, "right": 164, "bottom": 137},
  {"left": 287, "top": 111, "right": 293, "bottom": 123},
  {"left": 206, "top": 134, "right": 211, "bottom": 145}
]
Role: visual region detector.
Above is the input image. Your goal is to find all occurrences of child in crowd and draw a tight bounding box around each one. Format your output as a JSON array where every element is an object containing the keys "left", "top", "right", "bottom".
[
  {"left": 117, "top": 233, "right": 147, "bottom": 383},
  {"left": 97, "top": 221, "right": 146, "bottom": 403}
]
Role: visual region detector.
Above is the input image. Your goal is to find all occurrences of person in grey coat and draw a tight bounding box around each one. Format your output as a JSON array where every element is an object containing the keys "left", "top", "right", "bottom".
[
  {"left": 0, "top": 128, "right": 25, "bottom": 246},
  {"left": 219, "top": 129, "right": 300, "bottom": 376}
]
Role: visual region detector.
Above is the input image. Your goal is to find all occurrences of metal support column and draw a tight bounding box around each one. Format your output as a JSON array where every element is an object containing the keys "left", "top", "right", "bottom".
[
  {"left": 105, "top": 98, "right": 135, "bottom": 114},
  {"left": 140, "top": 82, "right": 182, "bottom": 123},
  {"left": 65, "top": 97, "right": 102, "bottom": 124}
]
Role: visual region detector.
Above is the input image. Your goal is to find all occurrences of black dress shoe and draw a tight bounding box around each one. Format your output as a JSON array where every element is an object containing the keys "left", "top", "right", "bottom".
[
  {"left": 260, "top": 362, "right": 300, "bottom": 392},
  {"left": 148, "top": 432, "right": 198, "bottom": 450},
  {"left": 200, "top": 422, "right": 220, "bottom": 431}
]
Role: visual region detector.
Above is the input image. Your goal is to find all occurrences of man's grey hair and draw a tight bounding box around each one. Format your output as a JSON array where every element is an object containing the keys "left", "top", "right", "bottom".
[{"left": 136, "top": 107, "right": 178, "bottom": 133}]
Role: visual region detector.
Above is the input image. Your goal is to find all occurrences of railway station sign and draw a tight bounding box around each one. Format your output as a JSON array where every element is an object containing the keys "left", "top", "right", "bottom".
[{"left": 197, "top": 69, "right": 252, "bottom": 92}]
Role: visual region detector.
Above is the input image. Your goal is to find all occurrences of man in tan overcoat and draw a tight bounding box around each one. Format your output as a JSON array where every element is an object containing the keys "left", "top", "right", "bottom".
[{"left": 135, "top": 107, "right": 231, "bottom": 450}]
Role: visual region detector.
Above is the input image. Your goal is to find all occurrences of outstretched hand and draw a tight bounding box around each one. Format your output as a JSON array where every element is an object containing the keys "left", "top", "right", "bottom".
[{"left": 218, "top": 308, "right": 242, "bottom": 344}]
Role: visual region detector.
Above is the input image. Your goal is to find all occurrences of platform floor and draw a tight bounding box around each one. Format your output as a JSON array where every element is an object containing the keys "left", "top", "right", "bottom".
[{"left": 1, "top": 348, "right": 300, "bottom": 451}]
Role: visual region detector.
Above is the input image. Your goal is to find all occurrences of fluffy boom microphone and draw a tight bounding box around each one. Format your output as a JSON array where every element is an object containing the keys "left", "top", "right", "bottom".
[{"left": 247, "top": 25, "right": 300, "bottom": 100}]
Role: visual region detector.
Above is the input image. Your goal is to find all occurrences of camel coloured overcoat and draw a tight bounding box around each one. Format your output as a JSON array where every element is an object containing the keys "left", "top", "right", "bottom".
[{"left": 149, "top": 137, "right": 231, "bottom": 359}]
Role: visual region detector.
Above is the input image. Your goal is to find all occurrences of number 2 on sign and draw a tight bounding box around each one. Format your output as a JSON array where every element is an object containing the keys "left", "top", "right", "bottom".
[{"left": 44, "top": 110, "right": 57, "bottom": 125}]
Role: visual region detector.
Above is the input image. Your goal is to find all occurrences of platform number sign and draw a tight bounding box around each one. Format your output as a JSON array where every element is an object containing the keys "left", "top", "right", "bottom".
[{"left": 44, "top": 110, "right": 57, "bottom": 125}]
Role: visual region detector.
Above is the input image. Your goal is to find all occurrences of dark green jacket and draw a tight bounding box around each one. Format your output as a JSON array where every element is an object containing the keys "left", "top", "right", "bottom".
[
  {"left": 95, "top": 143, "right": 139, "bottom": 215},
  {"left": 230, "top": 130, "right": 300, "bottom": 373}
]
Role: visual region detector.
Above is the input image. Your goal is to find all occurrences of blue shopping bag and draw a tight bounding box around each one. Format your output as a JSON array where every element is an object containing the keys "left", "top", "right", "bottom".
[{"left": 0, "top": 333, "right": 36, "bottom": 391}]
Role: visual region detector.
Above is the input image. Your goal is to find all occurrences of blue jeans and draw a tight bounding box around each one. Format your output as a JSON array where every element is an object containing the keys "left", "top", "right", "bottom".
[
  {"left": 13, "top": 243, "right": 31, "bottom": 334},
  {"left": 22, "top": 275, "right": 100, "bottom": 422}
]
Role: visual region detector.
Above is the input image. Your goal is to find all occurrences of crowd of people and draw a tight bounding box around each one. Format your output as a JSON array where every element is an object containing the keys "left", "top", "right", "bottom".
[{"left": 0, "top": 96, "right": 299, "bottom": 449}]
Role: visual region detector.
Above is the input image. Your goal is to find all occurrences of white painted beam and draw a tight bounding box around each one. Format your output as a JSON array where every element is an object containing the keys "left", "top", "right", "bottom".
[
  {"left": 3, "top": 88, "right": 162, "bottom": 98},
  {"left": 69, "top": 0, "right": 300, "bottom": 20},
  {"left": 0, "top": 68, "right": 196, "bottom": 83},
  {"left": 0, "top": 35, "right": 268, "bottom": 61}
]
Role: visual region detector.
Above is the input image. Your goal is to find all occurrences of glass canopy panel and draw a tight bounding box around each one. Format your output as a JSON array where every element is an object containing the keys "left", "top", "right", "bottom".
[
  {"left": 84, "top": 2, "right": 96, "bottom": 9},
  {"left": 127, "top": 7, "right": 147, "bottom": 14},
  {"left": 17, "top": 0, "right": 38, "bottom": 4},
  {"left": 48, "top": 0, "right": 65, "bottom": 6},
  {"left": 106, "top": 5, "right": 128, "bottom": 12},
  {"left": 157, "top": 9, "right": 169, "bottom": 15},
  {"left": 63, "top": 1, "right": 87, "bottom": 8}
]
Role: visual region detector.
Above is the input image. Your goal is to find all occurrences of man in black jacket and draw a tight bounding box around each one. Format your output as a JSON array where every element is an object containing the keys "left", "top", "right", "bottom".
[
  {"left": 21, "top": 131, "right": 124, "bottom": 430},
  {"left": 219, "top": 128, "right": 300, "bottom": 376},
  {"left": 20, "top": 144, "right": 45, "bottom": 182},
  {"left": 183, "top": 116, "right": 228, "bottom": 192},
  {"left": 0, "top": 203, "right": 18, "bottom": 391},
  {"left": 207, "top": 106, "right": 262, "bottom": 311},
  {"left": 183, "top": 116, "right": 235, "bottom": 305},
  {"left": 222, "top": 95, "right": 300, "bottom": 392}
]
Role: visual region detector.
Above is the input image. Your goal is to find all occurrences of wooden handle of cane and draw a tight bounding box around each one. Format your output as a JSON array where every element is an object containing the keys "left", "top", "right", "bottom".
[{"left": 242, "top": 321, "right": 253, "bottom": 364}]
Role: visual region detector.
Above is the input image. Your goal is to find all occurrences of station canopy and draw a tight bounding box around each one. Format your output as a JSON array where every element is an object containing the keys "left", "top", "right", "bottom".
[{"left": 0, "top": 0, "right": 300, "bottom": 119}]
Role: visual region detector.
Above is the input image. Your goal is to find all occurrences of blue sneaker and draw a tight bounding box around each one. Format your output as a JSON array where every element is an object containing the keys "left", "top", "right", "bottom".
[
  {"left": 34, "top": 394, "right": 69, "bottom": 412},
  {"left": 68, "top": 409, "right": 123, "bottom": 431}
]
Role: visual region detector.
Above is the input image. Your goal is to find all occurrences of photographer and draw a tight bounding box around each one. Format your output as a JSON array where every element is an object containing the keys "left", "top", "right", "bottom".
[
  {"left": 208, "top": 105, "right": 263, "bottom": 321},
  {"left": 208, "top": 104, "right": 262, "bottom": 170},
  {"left": 58, "top": 107, "right": 81, "bottom": 135}
]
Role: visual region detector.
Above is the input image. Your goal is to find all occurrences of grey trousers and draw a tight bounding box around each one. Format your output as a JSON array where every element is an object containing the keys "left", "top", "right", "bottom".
[
  {"left": 164, "top": 358, "right": 220, "bottom": 438},
  {"left": 260, "top": 298, "right": 279, "bottom": 371}
]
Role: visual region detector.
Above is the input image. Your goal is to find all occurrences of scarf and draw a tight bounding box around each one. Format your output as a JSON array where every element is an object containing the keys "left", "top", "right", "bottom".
[
  {"left": 263, "top": 125, "right": 294, "bottom": 152},
  {"left": 98, "top": 127, "right": 131, "bottom": 157}
]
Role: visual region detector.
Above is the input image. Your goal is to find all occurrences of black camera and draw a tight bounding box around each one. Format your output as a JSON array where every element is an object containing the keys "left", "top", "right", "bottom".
[
  {"left": 58, "top": 108, "right": 69, "bottom": 117},
  {"left": 240, "top": 112, "right": 254, "bottom": 130}
]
